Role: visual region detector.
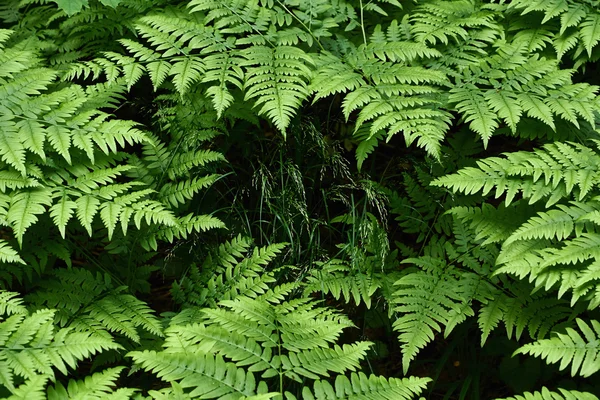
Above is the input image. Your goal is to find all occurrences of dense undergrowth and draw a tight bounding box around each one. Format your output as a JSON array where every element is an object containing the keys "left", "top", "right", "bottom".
[{"left": 2, "top": 0, "right": 600, "bottom": 399}]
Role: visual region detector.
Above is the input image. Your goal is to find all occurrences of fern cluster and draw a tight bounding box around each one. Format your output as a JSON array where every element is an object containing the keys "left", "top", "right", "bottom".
[
  {"left": 3, "top": 0, "right": 600, "bottom": 398},
  {"left": 431, "top": 137, "right": 600, "bottom": 395},
  {"left": 135, "top": 238, "right": 431, "bottom": 399},
  {"left": 72, "top": 0, "right": 600, "bottom": 169}
]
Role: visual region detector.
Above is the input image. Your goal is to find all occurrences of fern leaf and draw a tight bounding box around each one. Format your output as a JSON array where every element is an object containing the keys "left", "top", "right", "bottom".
[
  {"left": 171, "top": 57, "right": 204, "bottom": 97},
  {"left": 515, "top": 319, "right": 600, "bottom": 377},
  {"left": 450, "top": 87, "right": 498, "bottom": 146},
  {"left": 47, "top": 367, "right": 135, "bottom": 400},
  {"left": 494, "top": 387, "right": 598, "bottom": 400},
  {"left": 75, "top": 195, "right": 100, "bottom": 236},
  {"left": 53, "top": 0, "right": 90, "bottom": 15},
  {"left": 0, "top": 241, "right": 24, "bottom": 265},
  {"left": 517, "top": 93, "right": 555, "bottom": 129},
  {"left": 164, "top": 324, "right": 275, "bottom": 371},
  {"left": 392, "top": 260, "right": 468, "bottom": 373},
  {"left": 0, "top": 131, "right": 26, "bottom": 176},
  {"left": 16, "top": 120, "right": 45, "bottom": 161},
  {"left": 310, "top": 52, "right": 365, "bottom": 102},
  {"left": 243, "top": 46, "right": 313, "bottom": 134},
  {"left": 554, "top": 30, "right": 579, "bottom": 60},
  {"left": 580, "top": 13, "right": 600, "bottom": 57},
  {"left": 478, "top": 293, "right": 506, "bottom": 346},
  {"left": 303, "top": 373, "right": 430, "bottom": 400},
  {"left": 0, "top": 305, "right": 120, "bottom": 390},
  {"left": 49, "top": 191, "right": 77, "bottom": 239},
  {"left": 7, "top": 189, "right": 52, "bottom": 247},
  {"left": 147, "top": 60, "right": 172, "bottom": 91},
  {"left": 6, "top": 375, "right": 47, "bottom": 400},
  {"left": 505, "top": 203, "right": 593, "bottom": 245},
  {"left": 46, "top": 125, "right": 72, "bottom": 164},
  {"left": 484, "top": 90, "right": 522, "bottom": 133},
  {"left": 280, "top": 343, "right": 371, "bottom": 380},
  {"left": 202, "top": 51, "right": 244, "bottom": 118},
  {"left": 128, "top": 351, "right": 260, "bottom": 398}
]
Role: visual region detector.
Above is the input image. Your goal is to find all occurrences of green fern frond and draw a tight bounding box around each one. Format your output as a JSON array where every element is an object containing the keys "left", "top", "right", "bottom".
[
  {"left": 515, "top": 318, "right": 600, "bottom": 377},
  {"left": 47, "top": 367, "right": 136, "bottom": 400},
  {"left": 27, "top": 268, "right": 163, "bottom": 343},
  {"left": 129, "top": 351, "right": 261, "bottom": 398},
  {"left": 0, "top": 291, "right": 26, "bottom": 316},
  {"left": 158, "top": 175, "right": 220, "bottom": 208},
  {"left": 242, "top": 45, "right": 313, "bottom": 133},
  {"left": 303, "top": 373, "right": 431, "bottom": 400},
  {"left": 433, "top": 142, "right": 600, "bottom": 206},
  {"left": 7, "top": 189, "right": 52, "bottom": 247},
  {"left": 173, "top": 238, "right": 283, "bottom": 308},
  {"left": 494, "top": 387, "right": 598, "bottom": 400},
  {"left": 505, "top": 202, "right": 596, "bottom": 245},
  {"left": 0, "top": 240, "right": 24, "bottom": 264},
  {"left": 0, "top": 298, "right": 120, "bottom": 393},
  {"left": 392, "top": 258, "right": 475, "bottom": 373},
  {"left": 6, "top": 375, "right": 47, "bottom": 400},
  {"left": 450, "top": 87, "right": 498, "bottom": 146},
  {"left": 203, "top": 50, "right": 245, "bottom": 118},
  {"left": 304, "top": 259, "right": 382, "bottom": 308}
]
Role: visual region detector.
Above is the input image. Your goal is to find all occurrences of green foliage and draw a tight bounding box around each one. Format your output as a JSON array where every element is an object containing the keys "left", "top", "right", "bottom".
[
  {"left": 172, "top": 235, "right": 282, "bottom": 308},
  {"left": 53, "top": 0, "right": 123, "bottom": 16},
  {"left": 27, "top": 268, "right": 163, "bottom": 342},
  {"left": 515, "top": 318, "right": 600, "bottom": 378},
  {"left": 46, "top": 367, "right": 136, "bottom": 399},
  {"left": 5, "top": 0, "right": 600, "bottom": 398},
  {"left": 303, "top": 212, "right": 398, "bottom": 309},
  {"left": 494, "top": 387, "right": 599, "bottom": 400},
  {"left": 0, "top": 290, "right": 120, "bottom": 394},
  {"left": 434, "top": 137, "right": 600, "bottom": 395},
  {"left": 132, "top": 242, "right": 430, "bottom": 399}
]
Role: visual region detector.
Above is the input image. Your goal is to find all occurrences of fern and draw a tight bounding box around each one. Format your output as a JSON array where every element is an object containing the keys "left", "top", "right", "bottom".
[
  {"left": 432, "top": 141, "right": 600, "bottom": 206},
  {"left": 134, "top": 285, "right": 429, "bottom": 399},
  {"left": 134, "top": 239, "right": 430, "bottom": 399},
  {"left": 0, "top": 28, "right": 228, "bottom": 268},
  {"left": 26, "top": 268, "right": 163, "bottom": 343},
  {"left": 0, "top": 290, "right": 120, "bottom": 394},
  {"left": 242, "top": 45, "right": 313, "bottom": 134},
  {"left": 172, "top": 236, "right": 284, "bottom": 309},
  {"left": 494, "top": 387, "right": 599, "bottom": 400},
  {"left": 302, "top": 374, "right": 430, "bottom": 400},
  {"left": 503, "top": 0, "right": 600, "bottom": 63},
  {"left": 303, "top": 212, "right": 399, "bottom": 309},
  {"left": 46, "top": 367, "right": 136, "bottom": 399},
  {"left": 392, "top": 254, "right": 497, "bottom": 373},
  {"left": 515, "top": 318, "right": 600, "bottom": 378}
]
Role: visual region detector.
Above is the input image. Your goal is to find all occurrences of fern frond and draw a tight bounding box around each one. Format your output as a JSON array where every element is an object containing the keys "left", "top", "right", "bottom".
[
  {"left": 203, "top": 50, "right": 244, "bottom": 118},
  {"left": 505, "top": 202, "right": 596, "bottom": 245},
  {"left": 0, "top": 291, "right": 26, "bottom": 316},
  {"left": 515, "top": 318, "right": 600, "bottom": 377},
  {"left": 433, "top": 142, "right": 600, "bottom": 206},
  {"left": 129, "top": 351, "right": 261, "bottom": 398},
  {"left": 242, "top": 45, "right": 313, "bottom": 133},
  {"left": 494, "top": 387, "right": 599, "bottom": 400},
  {"left": 6, "top": 375, "right": 47, "bottom": 400},
  {"left": 303, "top": 259, "right": 382, "bottom": 308},
  {"left": 7, "top": 189, "right": 52, "bottom": 247},
  {"left": 303, "top": 373, "right": 431, "bottom": 400},
  {"left": 450, "top": 87, "right": 498, "bottom": 146},
  {"left": 0, "top": 304, "right": 120, "bottom": 392},
  {"left": 27, "top": 268, "right": 163, "bottom": 343},
  {"left": 47, "top": 367, "right": 136, "bottom": 400},
  {"left": 171, "top": 56, "right": 205, "bottom": 97},
  {"left": 392, "top": 258, "right": 474, "bottom": 373},
  {"left": 0, "top": 241, "right": 24, "bottom": 264}
]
